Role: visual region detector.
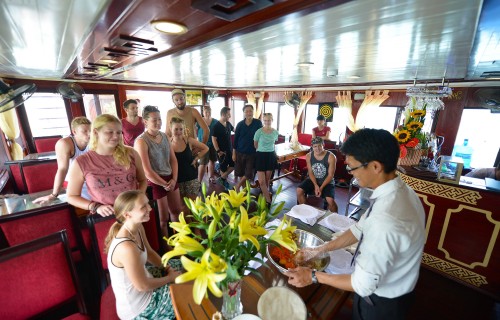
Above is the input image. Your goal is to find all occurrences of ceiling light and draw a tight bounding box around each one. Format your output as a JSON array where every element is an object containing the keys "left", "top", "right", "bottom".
[
  {"left": 296, "top": 62, "right": 314, "bottom": 67},
  {"left": 348, "top": 75, "right": 361, "bottom": 79},
  {"left": 151, "top": 20, "right": 188, "bottom": 34},
  {"left": 99, "top": 59, "right": 119, "bottom": 64}
]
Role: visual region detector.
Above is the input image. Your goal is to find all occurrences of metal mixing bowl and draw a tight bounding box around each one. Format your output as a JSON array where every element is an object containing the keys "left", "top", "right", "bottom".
[{"left": 266, "top": 229, "right": 330, "bottom": 274}]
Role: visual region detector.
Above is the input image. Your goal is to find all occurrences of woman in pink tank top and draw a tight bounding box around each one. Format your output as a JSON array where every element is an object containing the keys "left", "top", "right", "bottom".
[{"left": 67, "top": 114, "right": 147, "bottom": 217}]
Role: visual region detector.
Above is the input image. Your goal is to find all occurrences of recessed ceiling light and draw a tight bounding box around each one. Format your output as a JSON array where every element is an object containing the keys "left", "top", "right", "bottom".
[
  {"left": 99, "top": 59, "right": 119, "bottom": 64},
  {"left": 296, "top": 62, "right": 314, "bottom": 67},
  {"left": 151, "top": 20, "right": 188, "bottom": 34},
  {"left": 348, "top": 75, "right": 361, "bottom": 79}
]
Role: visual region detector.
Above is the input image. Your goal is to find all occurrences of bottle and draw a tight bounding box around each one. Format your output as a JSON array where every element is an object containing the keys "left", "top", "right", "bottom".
[{"left": 452, "top": 139, "right": 473, "bottom": 169}]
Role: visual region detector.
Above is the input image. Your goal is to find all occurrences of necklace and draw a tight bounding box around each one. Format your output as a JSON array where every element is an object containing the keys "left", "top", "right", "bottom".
[{"left": 146, "top": 130, "right": 160, "bottom": 138}]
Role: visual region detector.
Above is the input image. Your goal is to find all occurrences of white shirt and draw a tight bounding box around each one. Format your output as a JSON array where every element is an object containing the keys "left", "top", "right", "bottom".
[{"left": 349, "top": 176, "right": 425, "bottom": 298}]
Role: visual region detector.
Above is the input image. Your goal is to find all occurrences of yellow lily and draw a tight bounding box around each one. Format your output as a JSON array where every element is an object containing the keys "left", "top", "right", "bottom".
[
  {"left": 169, "top": 212, "right": 191, "bottom": 235},
  {"left": 162, "top": 234, "right": 205, "bottom": 264},
  {"left": 223, "top": 189, "right": 247, "bottom": 209},
  {"left": 176, "top": 249, "right": 227, "bottom": 305},
  {"left": 186, "top": 196, "right": 205, "bottom": 216},
  {"left": 269, "top": 217, "right": 298, "bottom": 253},
  {"left": 238, "top": 206, "right": 267, "bottom": 250}
]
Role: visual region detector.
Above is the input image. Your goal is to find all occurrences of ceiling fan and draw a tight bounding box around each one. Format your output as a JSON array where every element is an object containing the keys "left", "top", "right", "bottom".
[
  {"left": 57, "top": 82, "right": 85, "bottom": 102},
  {"left": 473, "top": 89, "right": 500, "bottom": 113},
  {"left": 0, "top": 80, "right": 37, "bottom": 113},
  {"left": 207, "top": 90, "right": 218, "bottom": 103},
  {"left": 284, "top": 92, "right": 301, "bottom": 111}
]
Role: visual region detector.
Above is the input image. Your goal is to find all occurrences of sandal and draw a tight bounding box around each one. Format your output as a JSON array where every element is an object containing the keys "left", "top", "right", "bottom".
[{"left": 209, "top": 177, "right": 216, "bottom": 184}]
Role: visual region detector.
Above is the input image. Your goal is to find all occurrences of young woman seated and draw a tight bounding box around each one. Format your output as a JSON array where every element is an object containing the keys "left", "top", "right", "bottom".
[{"left": 105, "top": 190, "right": 182, "bottom": 320}]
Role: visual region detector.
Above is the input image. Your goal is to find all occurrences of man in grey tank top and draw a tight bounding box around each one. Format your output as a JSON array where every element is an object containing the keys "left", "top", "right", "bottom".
[{"left": 296, "top": 137, "right": 338, "bottom": 212}]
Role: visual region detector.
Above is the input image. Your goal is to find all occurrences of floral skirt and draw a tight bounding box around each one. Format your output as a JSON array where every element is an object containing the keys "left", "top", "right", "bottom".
[{"left": 133, "top": 259, "right": 183, "bottom": 320}]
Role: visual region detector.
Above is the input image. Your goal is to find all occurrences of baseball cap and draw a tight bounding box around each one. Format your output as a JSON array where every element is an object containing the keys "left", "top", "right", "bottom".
[
  {"left": 171, "top": 88, "right": 185, "bottom": 96},
  {"left": 317, "top": 115, "right": 326, "bottom": 121}
]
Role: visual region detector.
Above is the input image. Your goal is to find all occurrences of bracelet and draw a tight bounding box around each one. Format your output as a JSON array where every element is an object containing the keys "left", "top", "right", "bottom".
[
  {"left": 87, "top": 201, "right": 95, "bottom": 211},
  {"left": 50, "top": 193, "right": 58, "bottom": 198},
  {"left": 91, "top": 203, "right": 102, "bottom": 214}
]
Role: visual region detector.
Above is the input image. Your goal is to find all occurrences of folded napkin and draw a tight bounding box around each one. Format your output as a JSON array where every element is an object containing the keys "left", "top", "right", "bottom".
[
  {"left": 318, "top": 212, "right": 356, "bottom": 232},
  {"left": 286, "top": 204, "right": 325, "bottom": 226},
  {"left": 325, "top": 249, "right": 355, "bottom": 274}
]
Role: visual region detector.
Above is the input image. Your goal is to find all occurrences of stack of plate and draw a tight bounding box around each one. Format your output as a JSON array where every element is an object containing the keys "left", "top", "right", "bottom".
[
  {"left": 286, "top": 204, "right": 325, "bottom": 226},
  {"left": 257, "top": 287, "right": 307, "bottom": 320},
  {"left": 318, "top": 212, "right": 355, "bottom": 232}
]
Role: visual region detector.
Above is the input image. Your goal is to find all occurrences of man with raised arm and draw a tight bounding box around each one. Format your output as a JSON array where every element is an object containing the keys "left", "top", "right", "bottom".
[
  {"left": 165, "top": 89, "right": 208, "bottom": 145},
  {"left": 286, "top": 128, "right": 425, "bottom": 320},
  {"left": 33, "top": 117, "right": 91, "bottom": 204},
  {"left": 121, "top": 99, "right": 145, "bottom": 147}
]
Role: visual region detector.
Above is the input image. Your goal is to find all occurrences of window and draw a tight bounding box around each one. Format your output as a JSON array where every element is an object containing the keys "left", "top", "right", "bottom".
[
  {"left": 209, "top": 97, "right": 225, "bottom": 120},
  {"left": 263, "top": 102, "right": 279, "bottom": 129},
  {"left": 232, "top": 100, "right": 245, "bottom": 126},
  {"left": 83, "top": 94, "right": 118, "bottom": 121},
  {"left": 126, "top": 90, "right": 172, "bottom": 131},
  {"left": 278, "top": 103, "right": 295, "bottom": 136},
  {"left": 23, "top": 93, "right": 70, "bottom": 137},
  {"left": 363, "top": 106, "right": 399, "bottom": 132},
  {"left": 453, "top": 108, "right": 500, "bottom": 168},
  {"left": 303, "top": 104, "right": 346, "bottom": 143}
]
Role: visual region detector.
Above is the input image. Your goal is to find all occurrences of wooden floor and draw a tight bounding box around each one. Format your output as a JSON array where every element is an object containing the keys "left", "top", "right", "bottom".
[{"left": 208, "top": 172, "right": 499, "bottom": 320}]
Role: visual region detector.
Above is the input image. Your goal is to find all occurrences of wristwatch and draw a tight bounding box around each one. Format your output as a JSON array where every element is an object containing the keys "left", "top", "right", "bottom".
[{"left": 311, "top": 269, "right": 318, "bottom": 284}]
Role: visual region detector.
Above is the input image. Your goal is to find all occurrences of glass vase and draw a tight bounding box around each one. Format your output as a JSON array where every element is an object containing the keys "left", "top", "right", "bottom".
[{"left": 221, "top": 280, "right": 243, "bottom": 319}]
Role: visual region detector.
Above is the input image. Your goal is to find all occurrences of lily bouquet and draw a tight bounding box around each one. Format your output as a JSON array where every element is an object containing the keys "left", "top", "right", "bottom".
[
  {"left": 161, "top": 182, "right": 298, "bottom": 305},
  {"left": 393, "top": 97, "right": 428, "bottom": 158}
]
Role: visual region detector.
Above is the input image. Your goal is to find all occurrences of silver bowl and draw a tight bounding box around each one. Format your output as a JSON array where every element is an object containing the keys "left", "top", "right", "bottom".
[{"left": 266, "top": 229, "right": 330, "bottom": 274}]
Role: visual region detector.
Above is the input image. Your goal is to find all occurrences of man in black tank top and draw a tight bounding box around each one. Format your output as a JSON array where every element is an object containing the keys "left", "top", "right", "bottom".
[{"left": 296, "top": 137, "right": 338, "bottom": 212}]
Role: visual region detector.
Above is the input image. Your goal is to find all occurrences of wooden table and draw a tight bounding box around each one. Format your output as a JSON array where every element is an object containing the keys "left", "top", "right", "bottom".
[
  {"left": 270, "top": 143, "right": 309, "bottom": 185},
  {"left": 24, "top": 151, "right": 57, "bottom": 160},
  {"left": 170, "top": 217, "right": 351, "bottom": 320},
  {"left": 0, "top": 190, "right": 67, "bottom": 216}
]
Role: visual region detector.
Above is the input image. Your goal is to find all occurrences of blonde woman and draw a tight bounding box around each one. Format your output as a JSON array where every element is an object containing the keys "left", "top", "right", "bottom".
[
  {"left": 170, "top": 116, "right": 208, "bottom": 200},
  {"left": 134, "top": 106, "right": 183, "bottom": 239},
  {"left": 253, "top": 113, "right": 279, "bottom": 203},
  {"left": 67, "top": 114, "right": 147, "bottom": 216},
  {"left": 105, "top": 190, "right": 182, "bottom": 320}
]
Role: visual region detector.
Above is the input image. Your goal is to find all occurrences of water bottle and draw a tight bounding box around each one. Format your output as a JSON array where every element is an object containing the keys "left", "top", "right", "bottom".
[{"left": 452, "top": 139, "right": 473, "bottom": 169}]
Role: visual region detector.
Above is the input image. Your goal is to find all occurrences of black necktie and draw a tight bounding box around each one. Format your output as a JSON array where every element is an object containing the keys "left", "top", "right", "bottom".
[{"left": 350, "top": 202, "right": 374, "bottom": 266}]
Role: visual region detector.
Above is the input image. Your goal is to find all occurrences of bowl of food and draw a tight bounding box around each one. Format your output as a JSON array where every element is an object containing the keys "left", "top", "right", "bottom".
[{"left": 266, "top": 229, "right": 330, "bottom": 274}]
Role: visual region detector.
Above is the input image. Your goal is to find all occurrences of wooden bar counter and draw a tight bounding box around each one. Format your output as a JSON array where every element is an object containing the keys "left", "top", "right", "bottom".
[{"left": 398, "top": 166, "right": 500, "bottom": 300}]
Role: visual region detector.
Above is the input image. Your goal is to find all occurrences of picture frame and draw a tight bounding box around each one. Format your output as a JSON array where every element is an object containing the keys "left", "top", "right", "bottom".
[{"left": 185, "top": 90, "right": 203, "bottom": 106}]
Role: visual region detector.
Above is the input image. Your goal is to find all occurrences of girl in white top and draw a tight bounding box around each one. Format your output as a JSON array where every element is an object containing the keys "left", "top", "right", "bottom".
[{"left": 105, "top": 190, "right": 181, "bottom": 320}]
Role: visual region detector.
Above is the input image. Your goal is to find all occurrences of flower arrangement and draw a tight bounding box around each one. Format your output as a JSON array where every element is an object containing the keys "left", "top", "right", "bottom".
[
  {"left": 393, "top": 97, "right": 428, "bottom": 158},
  {"left": 161, "top": 182, "right": 297, "bottom": 305}
]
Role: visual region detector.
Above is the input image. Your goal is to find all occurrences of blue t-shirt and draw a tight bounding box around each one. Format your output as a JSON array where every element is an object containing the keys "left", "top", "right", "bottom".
[
  {"left": 254, "top": 128, "right": 279, "bottom": 152},
  {"left": 196, "top": 118, "right": 218, "bottom": 147},
  {"left": 234, "top": 118, "right": 263, "bottom": 154}
]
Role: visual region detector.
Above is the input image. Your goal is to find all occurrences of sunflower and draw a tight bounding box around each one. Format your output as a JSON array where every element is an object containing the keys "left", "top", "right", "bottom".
[
  {"left": 407, "top": 121, "right": 423, "bottom": 131},
  {"left": 395, "top": 129, "right": 411, "bottom": 143},
  {"left": 410, "top": 110, "right": 426, "bottom": 117}
]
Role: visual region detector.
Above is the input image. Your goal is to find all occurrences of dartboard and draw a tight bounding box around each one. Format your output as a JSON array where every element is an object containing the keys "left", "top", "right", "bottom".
[{"left": 319, "top": 104, "right": 333, "bottom": 119}]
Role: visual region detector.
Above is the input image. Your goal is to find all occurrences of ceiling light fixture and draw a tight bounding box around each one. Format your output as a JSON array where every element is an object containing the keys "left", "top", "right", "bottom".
[
  {"left": 99, "top": 59, "right": 119, "bottom": 64},
  {"left": 151, "top": 20, "right": 188, "bottom": 34},
  {"left": 296, "top": 62, "right": 314, "bottom": 67},
  {"left": 348, "top": 75, "right": 361, "bottom": 79}
]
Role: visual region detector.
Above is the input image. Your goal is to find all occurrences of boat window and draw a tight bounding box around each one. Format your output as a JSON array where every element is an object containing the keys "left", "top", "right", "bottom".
[
  {"left": 453, "top": 108, "right": 500, "bottom": 168},
  {"left": 23, "top": 93, "right": 70, "bottom": 137},
  {"left": 209, "top": 97, "right": 225, "bottom": 122},
  {"left": 303, "top": 104, "right": 346, "bottom": 143},
  {"left": 83, "top": 94, "right": 118, "bottom": 121}
]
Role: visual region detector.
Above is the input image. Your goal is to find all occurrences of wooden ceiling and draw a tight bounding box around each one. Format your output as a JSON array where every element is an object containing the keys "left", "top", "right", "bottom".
[{"left": 1, "top": 0, "right": 499, "bottom": 89}]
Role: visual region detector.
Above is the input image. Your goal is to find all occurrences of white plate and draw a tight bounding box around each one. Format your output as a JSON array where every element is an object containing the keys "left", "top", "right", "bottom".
[
  {"left": 287, "top": 204, "right": 324, "bottom": 225},
  {"left": 233, "top": 314, "right": 262, "bottom": 320},
  {"left": 326, "top": 249, "right": 355, "bottom": 274},
  {"left": 258, "top": 287, "right": 307, "bottom": 320},
  {"left": 324, "top": 213, "right": 355, "bottom": 232}
]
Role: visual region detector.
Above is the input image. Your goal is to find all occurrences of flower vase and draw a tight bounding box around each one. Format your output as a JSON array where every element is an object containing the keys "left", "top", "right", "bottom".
[{"left": 221, "top": 280, "right": 243, "bottom": 319}]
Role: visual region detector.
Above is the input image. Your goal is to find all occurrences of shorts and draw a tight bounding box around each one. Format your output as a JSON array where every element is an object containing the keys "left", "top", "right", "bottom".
[
  {"left": 255, "top": 151, "right": 277, "bottom": 172},
  {"left": 218, "top": 149, "right": 235, "bottom": 173},
  {"left": 178, "top": 178, "right": 201, "bottom": 199},
  {"left": 134, "top": 260, "right": 183, "bottom": 320},
  {"left": 199, "top": 145, "right": 217, "bottom": 165},
  {"left": 298, "top": 179, "right": 336, "bottom": 199},
  {"left": 234, "top": 151, "right": 256, "bottom": 179},
  {"left": 148, "top": 174, "right": 179, "bottom": 200}
]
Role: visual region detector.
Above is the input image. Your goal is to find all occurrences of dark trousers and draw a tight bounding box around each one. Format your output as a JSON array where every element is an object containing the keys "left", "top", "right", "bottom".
[{"left": 353, "top": 291, "right": 415, "bottom": 320}]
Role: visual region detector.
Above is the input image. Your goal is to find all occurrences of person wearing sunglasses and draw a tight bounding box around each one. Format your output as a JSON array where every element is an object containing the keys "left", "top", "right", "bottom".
[
  {"left": 296, "top": 136, "right": 338, "bottom": 212},
  {"left": 286, "top": 128, "right": 425, "bottom": 320}
]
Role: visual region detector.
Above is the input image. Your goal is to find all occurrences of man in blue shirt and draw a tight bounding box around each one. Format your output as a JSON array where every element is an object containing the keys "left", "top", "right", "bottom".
[{"left": 232, "top": 104, "right": 262, "bottom": 191}]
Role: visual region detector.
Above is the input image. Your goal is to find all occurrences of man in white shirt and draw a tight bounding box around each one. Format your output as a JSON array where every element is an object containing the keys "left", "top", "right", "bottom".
[{"left": 285, "top": 128, "right": 425, "bottom": 319}]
